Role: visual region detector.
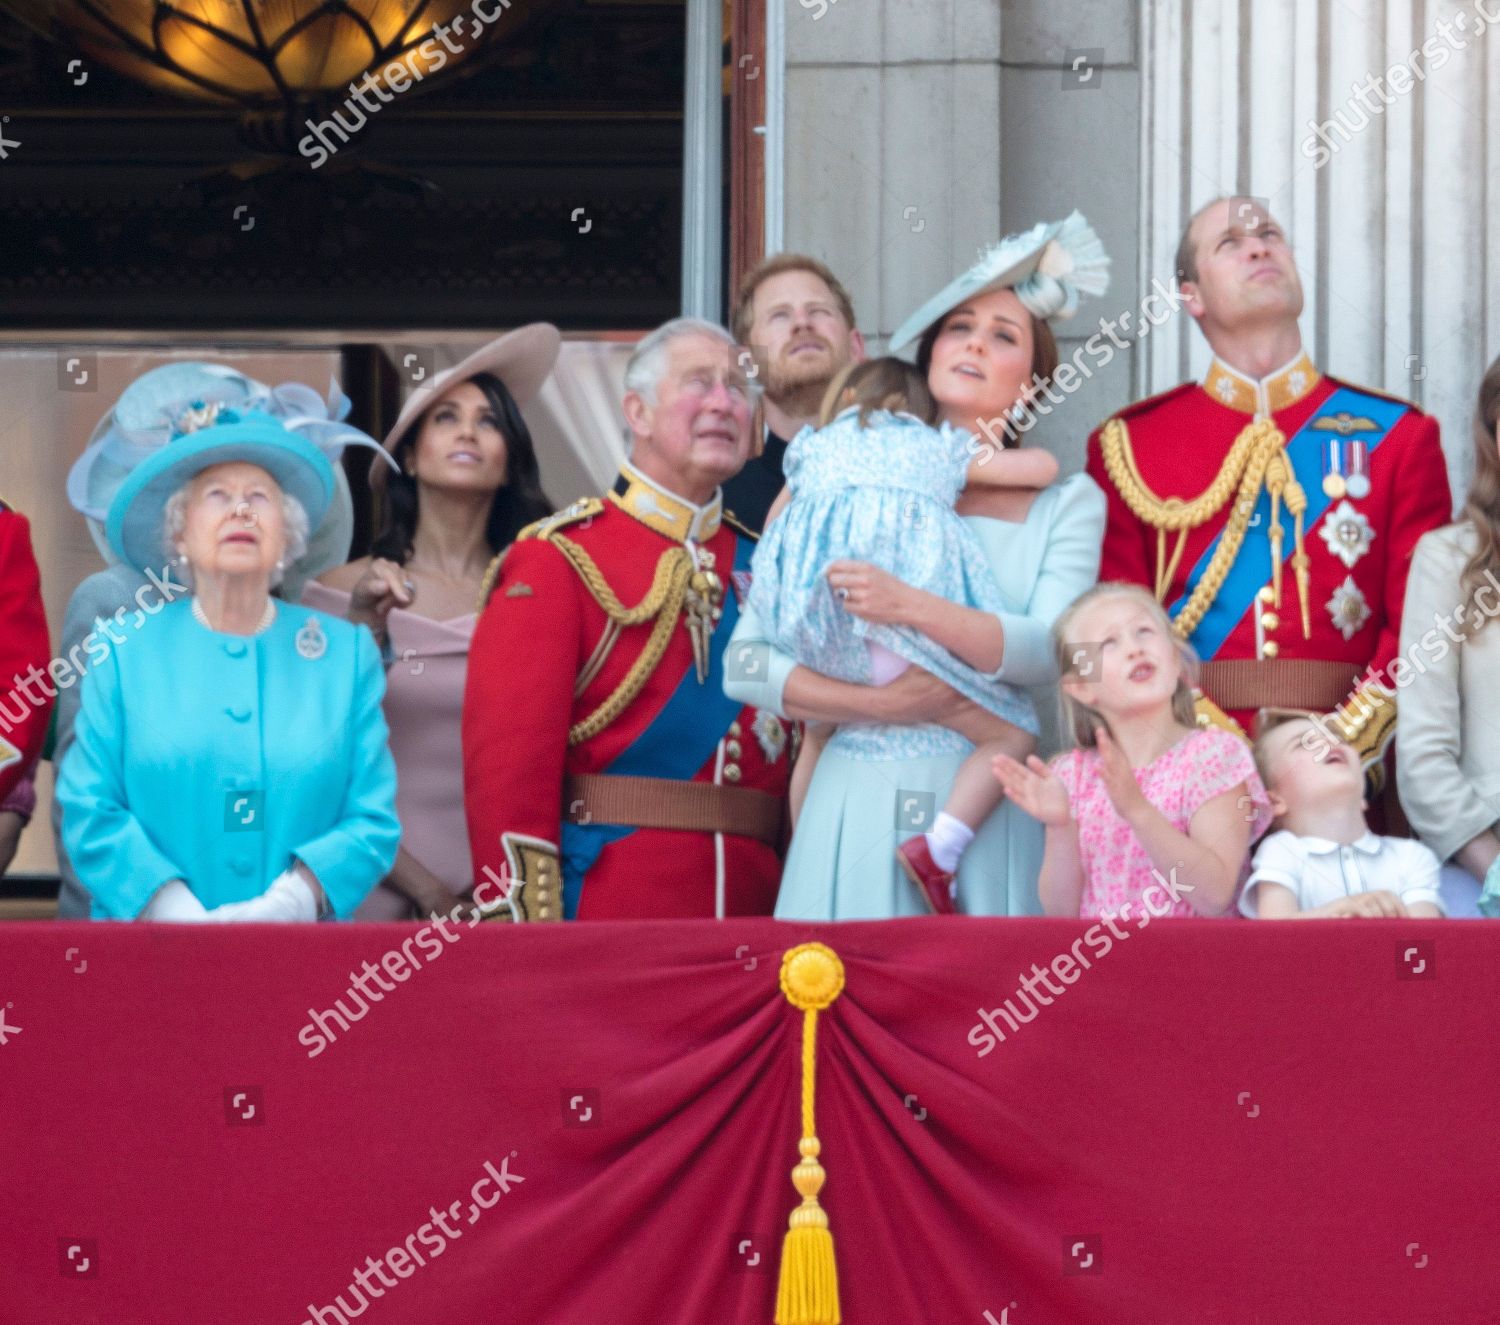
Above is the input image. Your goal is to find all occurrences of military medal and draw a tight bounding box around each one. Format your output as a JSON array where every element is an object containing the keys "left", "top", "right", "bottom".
[
  {"left": 1321, "top": 439, "right": 1346, "bottom": 499},
  {"left": 1326, "top": 575, "right": 1372, "bottom": 640},
  {"left": 296, "top": 616, "right": 327, "bottom": 660},
  {"left": 1345, "top": 440, "right": 1371, "bottom": 499},
  {"left": 1318, "top": 499, "right": 1376, "bottom": 569}
]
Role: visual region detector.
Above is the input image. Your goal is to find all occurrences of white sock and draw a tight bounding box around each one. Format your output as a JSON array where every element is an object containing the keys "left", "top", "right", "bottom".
[{"left": 925, "top": 812, "right": 974, "bottom": 873}]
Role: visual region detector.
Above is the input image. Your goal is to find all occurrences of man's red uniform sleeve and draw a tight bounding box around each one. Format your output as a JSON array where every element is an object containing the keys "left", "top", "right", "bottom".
[
  {"left": 1086, "top": 422, "right": 1153, "bottom": 589},
  {"left": 461, "top": 537, "right": 581, "bottom": 893},
  {"left": 1371, "top": 412, "right": 1451, "bottom": 679},
  {"left": 0, "top": 513, "right": 52, "bottom": 801}
]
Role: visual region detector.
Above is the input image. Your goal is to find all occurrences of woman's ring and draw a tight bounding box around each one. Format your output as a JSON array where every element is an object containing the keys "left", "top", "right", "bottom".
[{"left": 836, "top": 586, "right": 850, "bottom": 602}]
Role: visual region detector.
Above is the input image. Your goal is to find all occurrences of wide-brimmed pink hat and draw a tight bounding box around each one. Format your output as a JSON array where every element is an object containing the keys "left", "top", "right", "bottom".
[{"left": 371, "top": 323, "right": 561, "bottom": 488}]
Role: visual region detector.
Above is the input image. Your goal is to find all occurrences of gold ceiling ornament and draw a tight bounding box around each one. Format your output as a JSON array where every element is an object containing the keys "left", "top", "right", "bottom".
[{"left": 18, "top": 0, "right": 528, "bottom": 107}]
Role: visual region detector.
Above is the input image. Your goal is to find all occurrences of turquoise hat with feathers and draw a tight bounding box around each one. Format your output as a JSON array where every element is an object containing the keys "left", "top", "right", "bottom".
[{"left": 889, "top": 211, "right": 1111, "bottom": 354}]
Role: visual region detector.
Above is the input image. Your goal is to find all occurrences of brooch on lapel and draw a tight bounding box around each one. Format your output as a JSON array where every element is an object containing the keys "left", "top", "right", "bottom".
[{"left": 296, "top": 617, "right": 327, "bottom": 660}]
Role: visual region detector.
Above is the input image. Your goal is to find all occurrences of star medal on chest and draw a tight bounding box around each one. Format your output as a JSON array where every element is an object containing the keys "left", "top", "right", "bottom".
[
  {"left": 753, "top": 708, "right": 787, "bottom": 764},
  {"left": 295, "top": 616, "right": 328, "bottom": 660},
  {"left": 683, "top": 549, "right": 724, "bottom": 683},
  {"left": 1318, "top": 500, "right": 1376, "bottom": 569},
  {"left": 1326, "top": 575, "right": 1372, "bottom": 640}
]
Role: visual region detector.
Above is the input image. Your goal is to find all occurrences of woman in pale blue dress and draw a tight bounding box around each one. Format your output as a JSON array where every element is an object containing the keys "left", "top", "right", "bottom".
[{"left": 725, "top": 213, "right": 1109, "bottom": 918}]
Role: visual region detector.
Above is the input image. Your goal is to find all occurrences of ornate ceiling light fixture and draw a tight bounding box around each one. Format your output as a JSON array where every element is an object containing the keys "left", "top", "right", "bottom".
[{"left": 12, "top": 1, "right": 536, "bottom": 150}]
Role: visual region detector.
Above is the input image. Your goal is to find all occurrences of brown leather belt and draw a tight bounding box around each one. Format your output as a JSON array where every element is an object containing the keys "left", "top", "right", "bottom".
[
  {"left": 1197, "top": 659, "right": 1361, "bottom": 713},
  {"left": 563, "top": 774, "right": 785, "bottom": 848}
]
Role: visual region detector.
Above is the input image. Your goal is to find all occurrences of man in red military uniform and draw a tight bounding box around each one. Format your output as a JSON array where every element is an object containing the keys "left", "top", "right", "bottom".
[
  {"left": 462, "top": 319, "right": 792, "bottom": 920},
  {"left": 0, "top": 498, "right": 54, "bottom": 803},
  {"left": 1086, "top": 196, "right": 1450, "bottom": 778}
]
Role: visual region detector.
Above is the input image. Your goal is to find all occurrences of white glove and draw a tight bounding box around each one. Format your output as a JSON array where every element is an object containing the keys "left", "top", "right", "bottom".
[
  {"left": 140, "top": 879, "right": 212, "bottom": 922},
  {"left": 206, "top": 869, "right": 321, "bottom": 923}
]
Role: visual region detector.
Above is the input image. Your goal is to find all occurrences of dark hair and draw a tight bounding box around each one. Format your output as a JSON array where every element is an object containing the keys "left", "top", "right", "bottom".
[
  {"left": 370, "top": 371, "right": 553, "bottom": 564},
  {"left": 913, "top": 303, "right": 1060, "bottom": 448},
  {"left": 817, "top": 356, "right": 935, "bottom": 428}
]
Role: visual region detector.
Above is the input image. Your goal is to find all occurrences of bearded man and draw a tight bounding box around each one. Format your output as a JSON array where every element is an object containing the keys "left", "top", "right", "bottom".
[{"left": 721, "top": 254, "right": 866, "bottom": 534}]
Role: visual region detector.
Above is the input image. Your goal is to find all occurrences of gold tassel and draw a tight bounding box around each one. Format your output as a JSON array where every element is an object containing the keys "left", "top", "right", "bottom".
[
  {"left": 775, "top": 943, "right": 846, "bottom": 1325},
  {"left": 1267, "top": 486, "right": 1284, "bottom": 609}
]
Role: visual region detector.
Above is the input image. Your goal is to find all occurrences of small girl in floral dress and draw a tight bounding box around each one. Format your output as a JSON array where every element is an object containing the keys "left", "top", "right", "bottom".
[{"left": 992, "top": 583, "right": 1273, "bottom": 918}]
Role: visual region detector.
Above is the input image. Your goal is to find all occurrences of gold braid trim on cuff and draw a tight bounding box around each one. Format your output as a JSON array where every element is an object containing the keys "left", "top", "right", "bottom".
[
  {"left": 1099, "top": 416, "right": 1312, "bottom": 640},
  {"left": 1328, "top": 680, "right": 1397, "bottom": 770},
  {"left": 478, "top": 834, "right": 563, "bottom": 922}
]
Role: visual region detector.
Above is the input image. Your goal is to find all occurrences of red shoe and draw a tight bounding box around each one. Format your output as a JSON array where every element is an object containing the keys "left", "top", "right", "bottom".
[{"left": 897, "top": 836, "right": 958, "bottom": 915}]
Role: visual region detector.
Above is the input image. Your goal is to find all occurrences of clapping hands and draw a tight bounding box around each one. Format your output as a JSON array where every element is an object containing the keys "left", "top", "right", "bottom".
[
  {"left": 992, "top": 752, "right": 1072, "bottom": 827},
  {"left": 1093, "top": 729, "right": 1150, "bottom": 825}
]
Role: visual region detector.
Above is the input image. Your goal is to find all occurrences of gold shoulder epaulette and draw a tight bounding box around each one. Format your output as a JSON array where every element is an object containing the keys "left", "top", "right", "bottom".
[
  {"left": 478, "top": 498, "right": 609, "bottom": 608},
  {"left": 517, "top": 497, "right": 606, "bottom": 544}
]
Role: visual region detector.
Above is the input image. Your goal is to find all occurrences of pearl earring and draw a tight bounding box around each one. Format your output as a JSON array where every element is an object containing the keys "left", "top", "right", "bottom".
[
  {"left": 176, "top": 553, "right": 188, "bottom": 566},
  {"left": 276, "top": 558, "right": 286, "bottom": 571}
]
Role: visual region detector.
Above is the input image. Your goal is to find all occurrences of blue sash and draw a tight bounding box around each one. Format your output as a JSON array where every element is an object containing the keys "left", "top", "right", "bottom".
[
  {"left": 560, "top": 535, "right": 754, "bottom": 916},
  {"left": 1171, "top": 387, "right": 1406, "bottom": 661}
]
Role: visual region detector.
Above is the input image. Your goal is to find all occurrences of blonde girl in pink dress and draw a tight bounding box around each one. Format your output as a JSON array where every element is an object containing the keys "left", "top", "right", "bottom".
[{"left": 993, "top": 582, "right": 1273, "bottom": 919}]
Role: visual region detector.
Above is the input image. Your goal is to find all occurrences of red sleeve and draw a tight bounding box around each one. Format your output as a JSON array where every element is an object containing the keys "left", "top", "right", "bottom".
[
  {"left": 1085, "top": 422, "right": 1153, "bottom": 590},
  {"left": 1370, "top": 412, "right": 1451, "bottom": 680},
  {"left": 461, "top": 538, "right": 581, "bottom": 890},
  {"left": 0, "top": 514, "right": 52, "bottom": 802}
]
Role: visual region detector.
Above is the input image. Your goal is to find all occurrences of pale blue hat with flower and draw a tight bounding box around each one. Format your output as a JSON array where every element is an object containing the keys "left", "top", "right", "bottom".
[
  {"left": 105, "top": 410, "right": 339, "bottom": 575},
  {"left": 68, "top": 362, "right": 395, "bottom": 591},
  {"left": 889, "top": 211, "right": 1111, "bottom": 353}
]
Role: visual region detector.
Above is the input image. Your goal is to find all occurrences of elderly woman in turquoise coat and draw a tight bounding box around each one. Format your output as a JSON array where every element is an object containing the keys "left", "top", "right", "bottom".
[
  {"left": 58, "top": 401, "right": 400, "bottom": 921},
  {"left": 727, "top": 214, "right": 1109, "bottom": 918}
]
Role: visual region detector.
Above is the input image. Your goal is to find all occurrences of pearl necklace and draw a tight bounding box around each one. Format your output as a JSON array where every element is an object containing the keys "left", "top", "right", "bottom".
[{"left": 191, "top": 596, "right": 276, "bottom": 636}]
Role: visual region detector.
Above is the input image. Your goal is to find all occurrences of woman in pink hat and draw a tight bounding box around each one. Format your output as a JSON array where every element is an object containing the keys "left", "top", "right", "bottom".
[{"left": 308, "top": 326, "right": 560, "bottom": 920}]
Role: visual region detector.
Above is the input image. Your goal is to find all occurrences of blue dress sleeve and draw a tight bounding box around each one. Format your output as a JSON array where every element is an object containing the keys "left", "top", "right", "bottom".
[
  {"left": 991, "top": 474, "right": 1107, "bottom": 685},
  {"left": 722, "top": 595, "right": 800, "bottom": 717},
  {"left": 57, "top": 629, "right": 185, "bottom": 919},
  {"left": 291, "top": 626, "right": 401, "bottom": 918}
]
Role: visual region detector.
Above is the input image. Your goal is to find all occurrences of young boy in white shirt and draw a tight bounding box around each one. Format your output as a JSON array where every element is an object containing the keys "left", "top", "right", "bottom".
[{"left": 1241, "top": 715, "right": 1444, "bottom": 919}]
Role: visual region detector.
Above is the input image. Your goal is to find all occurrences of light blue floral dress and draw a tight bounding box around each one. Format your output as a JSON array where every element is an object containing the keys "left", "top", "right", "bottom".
[
  {"left": 748, "top": 406, "right": 1036, "bottom": 735},
  {"left": 726, "top": 472, "right": 1108, "bottom": 918}
]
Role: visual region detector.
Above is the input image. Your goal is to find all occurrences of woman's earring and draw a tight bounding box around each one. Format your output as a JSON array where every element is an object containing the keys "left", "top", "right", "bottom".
[
  {"left": 276, "top": 558, "right": 287, "bottom": 572},
  {"left": 176, "top": 553, "right": 188, "bottom": 566}
]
